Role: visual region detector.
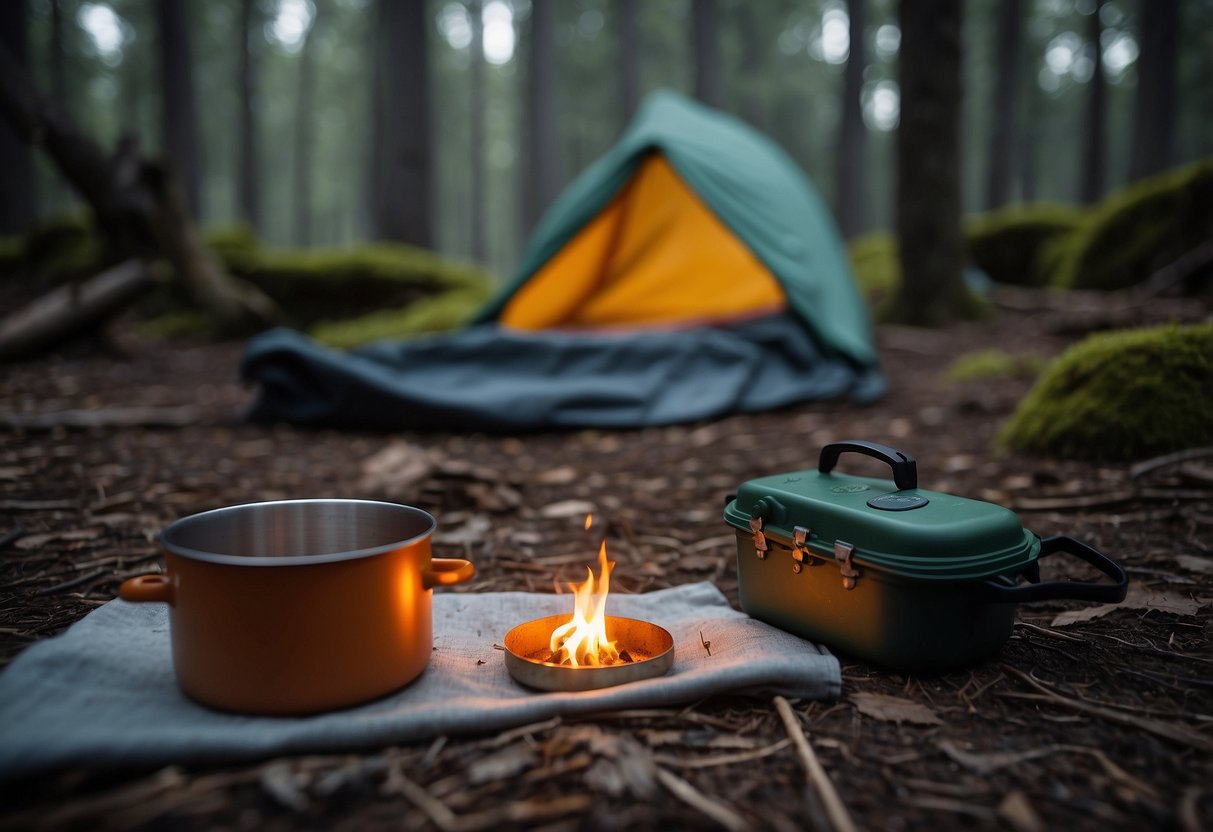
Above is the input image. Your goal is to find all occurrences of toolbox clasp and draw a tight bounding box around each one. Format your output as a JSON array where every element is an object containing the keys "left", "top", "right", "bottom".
[
  {"left": 834, "top": 540, "right": 859, "bottom": 589},
  {"left": 749, "top": 515, "right": 768, "bottom": 558},
  {"left": 791, "top": 526, "right": 810, "bottom": 573}
]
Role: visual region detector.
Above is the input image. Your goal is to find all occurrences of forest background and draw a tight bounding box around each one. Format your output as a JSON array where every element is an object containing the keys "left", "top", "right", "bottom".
[{"left": 1, "top": 0, "right": 1211, "bottom": 285}]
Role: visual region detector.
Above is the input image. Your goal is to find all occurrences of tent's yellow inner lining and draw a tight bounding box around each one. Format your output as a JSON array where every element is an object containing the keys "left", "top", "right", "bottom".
[{"left": 500, "top": 154, "right": 787, "bottom": 330}]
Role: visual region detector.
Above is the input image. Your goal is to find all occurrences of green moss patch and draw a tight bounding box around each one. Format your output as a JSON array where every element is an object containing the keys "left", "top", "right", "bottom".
[
  {"left": 310, "top": 285, "right": 494, "bottom": 348},
  {"left": 1052, "top": 158, "right": 1213, "bottom": 291},
  {"left": 223, "top": 243, "right": 489, "bottom": 326},
  {"left": 998, "top": 323, "right": 1213, "bottom": 461},
  {"left": 964, "top": 204, "right": 1086, "bottom": 287},
  {"left": 947, "top": 349, "right": 1046, "bottom": 382},
  {"left": 847, "top": 232, "right": 900, "bottom": 302}
]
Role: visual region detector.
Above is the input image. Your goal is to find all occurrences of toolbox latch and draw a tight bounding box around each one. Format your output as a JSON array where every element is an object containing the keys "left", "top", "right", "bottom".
[
  {"left": 791, "top": 526, "right": 810, "bottom": 573},
  {"left": 834, "top": 540, "right": 859, "bottom": 589},
  {"left": 749, "top": 515, "right": 768, "bottom": 559}
]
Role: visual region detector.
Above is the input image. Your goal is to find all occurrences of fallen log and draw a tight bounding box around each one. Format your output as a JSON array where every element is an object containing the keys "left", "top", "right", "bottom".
[{"left": 0, "top": 259, "right": 157, "bottom": 360}]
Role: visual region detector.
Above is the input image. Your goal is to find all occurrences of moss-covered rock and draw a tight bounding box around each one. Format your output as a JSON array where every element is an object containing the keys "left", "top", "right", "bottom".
[
  {"left": 310, "top": 285, "right": 494, "bottom": 348},
  {"left": 1052, "top": 158, "right": 1213, "bottom": 291},
  {"left": 221, "top": 243, "right": 490, "bottom": 326},
  {"left": 19, "top": 213, "right": 106, "bottom": 283},
  {"left": 847, "top": 232, "right": 900, "bottom": 301},
  {"left": 998, "top": 323, "right": 1213, "bottom": 461},
  {"left": 946, "top": 349, "right": 1046, "bottom": 382},
  {"left": 964, "top": 204, "right": 1086, "bottom": 287}
]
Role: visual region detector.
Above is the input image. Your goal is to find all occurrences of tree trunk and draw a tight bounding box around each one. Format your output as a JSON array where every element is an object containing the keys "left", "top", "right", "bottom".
[
  {"left": 887, "top": 0, "right": 977, "bottom": 326},
  {"left": 985, "top": 0, "right": 1021, "bottom": 210},
  {"left": 468, "top": 0, "right": 486, "bottom": 264},
  {"left": 1128, "top": 0, "right": 1179, "bottom": 181},
  {"left": 293, "top": 20, "right": 316, "bottom": 247},
  {"left": 0, "top": 261, "right": 157, "bottom": 360},
  {"left": 238, "top": 0, "right": 260, "bottom": 230},
  {"left": 692, "top": 0, "right": 723, "bottom": 108},
  {"left": 155, "top": 0, "right": 201, "bottom": 219},
  {"left": 1080, "top": 0, "right": 1107, "bottom": 203},
  {"left": 617, "top": 0, "right": 639, "bottom": 124},
  {"left": 835, "top": 0, "right": 866, "bottom": 238},
  {"left": 371, "top": 0, "right": 432, "bottom": 246},
  {"left": 525, "top": 0, "right": 559, "bottom": 230},
  {"left": 0, "top": 44, "right": 278, "bottom": 335},
  {"left": 0, "top": 0, "right": 35, "bottom": 233},
  {"left": 735, "top": 0, "right": 765, "bottom": 129}
]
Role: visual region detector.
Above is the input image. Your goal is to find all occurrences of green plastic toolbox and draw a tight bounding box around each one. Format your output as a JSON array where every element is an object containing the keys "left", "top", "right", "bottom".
[{"left": 724, "top": 440, "right": 1127, "bottom": 670}]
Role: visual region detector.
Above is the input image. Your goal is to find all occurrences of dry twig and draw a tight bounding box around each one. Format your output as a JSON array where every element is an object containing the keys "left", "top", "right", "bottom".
[{"left": 773, "top": 696, "right": 857, "bottom": 832}]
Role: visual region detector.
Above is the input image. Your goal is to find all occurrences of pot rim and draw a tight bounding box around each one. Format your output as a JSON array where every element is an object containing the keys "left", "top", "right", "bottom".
[{"left": 158, "top": 498, "right": 437, "bottom": 567}]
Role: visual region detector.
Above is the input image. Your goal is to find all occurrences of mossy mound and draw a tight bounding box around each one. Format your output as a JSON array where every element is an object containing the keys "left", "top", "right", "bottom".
[
  {"left": 847, "top": 232, "right": 900, "bottom": 302},
  {"left": 999, "top": 323, "right": 1213, "bottom": 461},
  {"left": 222, "top": 242, "right": 489, "bottom": 326},
  {"left": 946, "top": 349, "right": 1046, "bottom": 382},
  {"left": 11, "top": 213, "right": 106, "bottom": 284},
  {"left": 310, "top": 285, "right": 494, "bottom": 348},
  {"left": 964, "top": 204, "right": 1086, "bottom": 287},
  {"left": 1053, "top": 158, "right": 1213, "bottom": 291}
]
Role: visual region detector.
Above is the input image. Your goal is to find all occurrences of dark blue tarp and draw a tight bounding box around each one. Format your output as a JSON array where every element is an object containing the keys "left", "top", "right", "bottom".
[{"left": 241, "top": 315, "right": 884, "bottom": 432}]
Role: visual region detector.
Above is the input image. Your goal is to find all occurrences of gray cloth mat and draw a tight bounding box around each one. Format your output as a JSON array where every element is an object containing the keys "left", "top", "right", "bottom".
[{"left": 0, "top": 582, "right": 838, "bottom": 780}]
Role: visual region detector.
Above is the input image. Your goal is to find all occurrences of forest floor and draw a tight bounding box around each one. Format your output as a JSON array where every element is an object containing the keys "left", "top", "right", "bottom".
[{"left": 0, "top": 286, "right": 1210, "bottom": 831}]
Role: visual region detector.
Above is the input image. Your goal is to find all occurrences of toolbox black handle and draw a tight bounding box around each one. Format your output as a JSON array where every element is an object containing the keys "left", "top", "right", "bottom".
[
  {"left": 981, "top": 536, "right": 1128, "bottom": 604},
  {"left": 818, "top": 440, "right": 918, "bottom": 491}
]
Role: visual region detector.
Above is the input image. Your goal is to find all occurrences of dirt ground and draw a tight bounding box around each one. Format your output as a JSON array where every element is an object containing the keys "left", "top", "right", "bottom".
[{"left": 0, "top": 286, "right": 1210, "bottom": 831}]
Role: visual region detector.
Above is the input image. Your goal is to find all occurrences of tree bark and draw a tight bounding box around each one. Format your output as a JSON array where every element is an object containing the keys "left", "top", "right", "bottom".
[
  {"left": 238, "top": 0, "right": 260, "bottom": 230},
  {"left": 692, "top": 0, "right": 723, "bottom": 108},
  {"left": 1080, "top": 0, "right": 1107, "bottom": 203},
  {"left": 835, "top": 0, "right": 867, "bottom": 238},
  {"left": 0, "top": 44, "right": 279, "bottom": 335},
  {"left": 735, "top": 0, "right": 765, "bottom": 129},
  {"left": 468, "top": 0, "right": 487, "bottom": 264},
  {"left": 155, "top": 0, "right": 202, "bottom": 219},
  {"left": 1128, "top": 0, "right": 1179, "bottom": 181},
  {"left": 617, "top": 0, "right": 640, "bottom": 124},
  {"left": 0, "top": 0, "right": 35, "bottom": 233},
  {"left": 293, "top": 19, "right": 316, "bottom": 247},
  {"left": 985, "top": 0, "right": 1021, "bottom": 210},
  {"left": 370, "top": 0, "right": 432, "bottom": 246},
  {"left": 525, "top": 0, "right": 559, "bottom": 230},
  {"left": 887, "top": 0, "right": 977, "bottom": 325}
]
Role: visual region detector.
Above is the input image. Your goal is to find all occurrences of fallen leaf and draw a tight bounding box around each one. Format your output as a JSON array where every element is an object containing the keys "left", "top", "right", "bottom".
[
  {"left": 1052, "top": 583, "right": 1207, "bottom": 626},
  {"left": 540, "top": 499, "right": 596, "bottom": 519},
  {"left": 535, "top": 466, "right": 577, "bottom": 485},
  {"left": 1175, "top": 555, "right": 1213, "bottom": 574},
  {"left": 434, "top": 514, "right": 492, "bottom": 546},
  {"left": 467, "top": 746, "right": 536, "bottom": 786},
  {"left": 851, "top": 692, "right": 942, "bottom": 726},
  {"left": 998, "top": 790, "right": 1043, "bottom": 832},
  {"left": 358, "top": 441, "right": 440, "bottom": 495}
]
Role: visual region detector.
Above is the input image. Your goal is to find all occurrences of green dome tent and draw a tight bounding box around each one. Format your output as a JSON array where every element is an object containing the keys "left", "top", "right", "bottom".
[{"left": 242, "top": 91, "right": 883, "bottom": 431}]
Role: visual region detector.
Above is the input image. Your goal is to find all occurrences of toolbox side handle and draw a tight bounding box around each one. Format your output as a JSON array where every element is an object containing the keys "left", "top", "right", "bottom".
[
  {"left": 981, "top": 536, "right": 1128, "bottom": 604},
  {"left": 818, "top": 440, "right": 918, "bottom": 491}
]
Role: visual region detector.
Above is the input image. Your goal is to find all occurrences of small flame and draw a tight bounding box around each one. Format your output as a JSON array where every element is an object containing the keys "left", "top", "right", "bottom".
[
  {"left": 584, "top": 514, "right": 593, "bottom": 531},
  {"left": 549, "top": 539, "right": 620, "bottom": 667}
]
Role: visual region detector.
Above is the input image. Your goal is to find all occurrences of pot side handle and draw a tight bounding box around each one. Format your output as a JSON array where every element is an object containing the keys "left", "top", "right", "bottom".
[
  {"left": 120, "top": 574, "right": 174, "bottom": 604},
  {"left": 424, "top": 558, "right": 476, "bottom": 589},
  {"left": 818, "top": 440, "right": 918, "bottom": 491},
  {"left": 982, "top": 536, "right": 1128, "bottom": 604}
]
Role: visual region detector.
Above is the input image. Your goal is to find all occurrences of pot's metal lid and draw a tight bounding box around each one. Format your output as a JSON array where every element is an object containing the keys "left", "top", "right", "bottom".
[{"left": 725, "top": 469, "right": 1038, "bottom": 581}]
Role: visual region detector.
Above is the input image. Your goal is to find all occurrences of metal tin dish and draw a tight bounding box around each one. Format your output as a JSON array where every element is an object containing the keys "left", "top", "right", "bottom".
[
  {"left": 503, "top": 615, "right": 674, "bottom": 691},
  {"left": 724, "top": 441, "right": 1127, "bottom": 670}
]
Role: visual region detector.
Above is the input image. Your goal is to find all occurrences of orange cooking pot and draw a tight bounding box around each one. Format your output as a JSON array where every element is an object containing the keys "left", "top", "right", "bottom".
[{"left": 119, "top": 499, "right": 474, "bottom": 715}]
